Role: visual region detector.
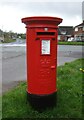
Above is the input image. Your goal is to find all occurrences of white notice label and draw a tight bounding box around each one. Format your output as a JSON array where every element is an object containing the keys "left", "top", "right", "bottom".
[{"left": 42, "top": 40, "right": 50, "bottom": 54}]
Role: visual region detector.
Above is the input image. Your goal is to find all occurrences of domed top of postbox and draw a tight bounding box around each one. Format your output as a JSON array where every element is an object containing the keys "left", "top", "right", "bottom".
[{"left": 21, "top": 16, "right": 62, "bottom": 27}]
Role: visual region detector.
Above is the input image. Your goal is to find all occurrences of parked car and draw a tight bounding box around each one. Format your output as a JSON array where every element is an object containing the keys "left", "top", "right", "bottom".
[{"left": 68, "top": 37, "right": 74, "bottom": 42}]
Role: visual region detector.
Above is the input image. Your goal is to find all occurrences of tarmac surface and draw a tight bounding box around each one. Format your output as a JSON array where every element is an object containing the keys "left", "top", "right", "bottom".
[{"left": 0, "top": 42, "right": 83, "bottom": 94}]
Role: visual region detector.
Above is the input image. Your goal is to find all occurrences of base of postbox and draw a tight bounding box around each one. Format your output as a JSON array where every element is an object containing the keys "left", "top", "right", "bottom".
[{"left": 27, "top": 92, "right": 57, "bottom": 111}]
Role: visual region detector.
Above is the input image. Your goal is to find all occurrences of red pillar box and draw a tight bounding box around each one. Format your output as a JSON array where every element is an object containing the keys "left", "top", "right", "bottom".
[{"left": 21, "top": 16, "right": 62, "bottom": 110}]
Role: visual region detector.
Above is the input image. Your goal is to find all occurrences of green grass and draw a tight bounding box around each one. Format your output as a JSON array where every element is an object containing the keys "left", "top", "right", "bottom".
[
  {"left": 58, "top": 41, "right": 84, "bottom": 45},
  {"left": 0, "top": 96, "right": 2, "bottom": 120},
  {"left": 2, "top": 59, "right": 83, "bottom": 119},
  {"left": 2, "top": 38, "right": 16, "bottom": 43}
]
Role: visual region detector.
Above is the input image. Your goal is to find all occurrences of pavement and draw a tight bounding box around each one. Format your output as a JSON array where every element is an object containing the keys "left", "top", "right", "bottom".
[{"left": 0, "top": 41, "right": 83, "bottom": 94}]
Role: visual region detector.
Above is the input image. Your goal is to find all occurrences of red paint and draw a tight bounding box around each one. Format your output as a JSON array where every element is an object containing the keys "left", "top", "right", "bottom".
[{"left": 21, "top": 16, "right": 62, "bottom": 95}]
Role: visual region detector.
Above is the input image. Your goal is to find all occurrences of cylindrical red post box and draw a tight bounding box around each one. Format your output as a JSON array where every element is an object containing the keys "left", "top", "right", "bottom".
[{"left": 21, "top": 16, "right": 62, "bottom": 110}]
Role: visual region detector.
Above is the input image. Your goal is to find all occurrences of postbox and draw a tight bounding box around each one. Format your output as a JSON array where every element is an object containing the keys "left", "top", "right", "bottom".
[{"left": 21, "top": 16, "right": 62, "bottom": 110}]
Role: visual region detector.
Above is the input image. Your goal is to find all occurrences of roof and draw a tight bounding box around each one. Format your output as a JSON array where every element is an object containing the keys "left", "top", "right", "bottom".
[
  {"left": 58, "top": 26, "right": 73, "bottom": 35},
  {"left": 75, "top": 20, "right": 84, "bottom": 27}
]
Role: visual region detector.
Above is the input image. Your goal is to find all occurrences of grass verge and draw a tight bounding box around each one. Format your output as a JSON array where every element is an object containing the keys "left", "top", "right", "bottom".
[
  {"left": 0, "top": 96, "right": 2, "bottom": 120},
  {"left": 2, "top": 59, "right": 83, "bottom": 119},
  {"left": 2, "top": 38, "right": 16, "bottom": 43},
  {"left": 58, "top": 41, "right": 84, "bottom": 45}
]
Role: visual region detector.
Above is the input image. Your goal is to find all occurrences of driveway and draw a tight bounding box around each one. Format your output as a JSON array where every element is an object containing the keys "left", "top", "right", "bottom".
[{"left": 1, "top": 43, "right": 83, "bottom": 93}]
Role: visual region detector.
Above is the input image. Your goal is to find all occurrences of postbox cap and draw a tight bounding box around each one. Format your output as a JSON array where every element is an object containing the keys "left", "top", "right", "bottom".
[{"left": 21, "top": 16, "right": 63, "bottom": 26}]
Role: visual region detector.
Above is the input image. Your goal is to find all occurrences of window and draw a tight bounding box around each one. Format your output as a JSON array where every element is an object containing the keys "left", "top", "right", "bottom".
[
  {"left": 83, "top": 27, "right": 84, "bottom": 31},
  {"left": 61, "top": 31, "right": 66, "bottom": 35},
  {"left": 75, "top": 27, "right": 78, "bottom": 31},
  {"left": 58, "top": 35, "right": 61, "bottom": 40}
]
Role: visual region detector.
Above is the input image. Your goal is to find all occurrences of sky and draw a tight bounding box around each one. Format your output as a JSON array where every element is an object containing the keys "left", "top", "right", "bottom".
[{"left": 0, "top": 0, "right": 83, "bottom": 33}]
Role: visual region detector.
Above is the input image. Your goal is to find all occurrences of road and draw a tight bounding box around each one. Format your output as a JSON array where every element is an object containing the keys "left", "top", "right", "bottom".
[
  {"left": 58, "top": 45, "right": 83, "bottom": 65},
  {"left": 0, "top": 41, "right": 83, "bottom": 93}
]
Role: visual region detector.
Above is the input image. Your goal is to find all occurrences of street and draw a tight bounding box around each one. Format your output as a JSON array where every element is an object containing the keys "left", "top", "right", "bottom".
[
  {"left": 58, "top": 45, "right": 83, "bottom": 65},
  {"left": 1, "top": 42, "right": 83, "bottom": 93}
]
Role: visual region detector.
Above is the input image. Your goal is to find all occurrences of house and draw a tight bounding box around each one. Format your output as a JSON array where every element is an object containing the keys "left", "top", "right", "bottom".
[
  {"left": 0, "top": 36, "right": 4, "bottom": 42},
  {"left": 0, "top": 29, "right": 4, "bottom": 42},
  {"left": 58, "top": 26, "right": 74, "bottom": 41},
  {"left": 74, "top": 20, "right": 84, "bottom": 41}
]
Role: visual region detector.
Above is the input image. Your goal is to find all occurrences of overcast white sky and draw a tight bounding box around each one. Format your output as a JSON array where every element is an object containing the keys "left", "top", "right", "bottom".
[{"left": 0, "top": 0, "right": 83, "bottom": 33}]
